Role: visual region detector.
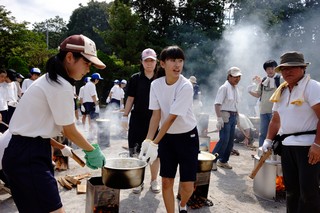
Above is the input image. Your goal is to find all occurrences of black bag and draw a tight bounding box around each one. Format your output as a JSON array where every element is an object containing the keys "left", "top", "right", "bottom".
[{"left": 272, "top": 130, "right": 317, "bottom": 156}]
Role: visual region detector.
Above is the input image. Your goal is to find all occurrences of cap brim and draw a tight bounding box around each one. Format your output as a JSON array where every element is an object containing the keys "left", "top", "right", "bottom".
[
  {"left": 275, "top": 62, "right": 310, "bottom": 72},
  {"left": 82, "top": 53, "right": 106, "bottom": 69},
  {"left": 142, "top": 56, "right": 157, "bottom": 61},
  {"left": 231, "top": 73, "right": 242, "bottom": 77}
]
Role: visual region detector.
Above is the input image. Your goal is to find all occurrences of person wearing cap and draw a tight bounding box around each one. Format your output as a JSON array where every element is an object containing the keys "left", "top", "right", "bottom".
[
  {"left": 189, "top": 75, "right": 202, "bottom": 114},
  {"left": 21, "top": 67, "right": 41, "bottom": 95},
  {"left": 262, "top": 51, "right": 320, "bottom": 212},
  {"left": 82, "top": 72, "right": 103, "bottom": 140},
  {"left": 107, "top": 79, "right": 124, "bottom": 110},
  {"left": 212, "top": 67, "right": 242, "bottom": 170},
  {"left": 122, "top": 48, "right": 160, "bottom": 194},
  {"left": 79, "top": 77, "right": 91, "bottom": 127},
  {"left": 120, "top": 79, "right": 127, "bottom": 107},
  {"left": 2, "top": 34, "right": 106, "bottom": 213},
  {"left": 140, "top": 46, "right": 199, "bottom": 213},
  {"left": 248, "top": 60, "right": 282, "bottom": 146}
]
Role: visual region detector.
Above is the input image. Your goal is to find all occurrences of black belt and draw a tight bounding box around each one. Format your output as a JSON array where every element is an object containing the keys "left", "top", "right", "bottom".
[{"left": 222, "top": 111, "right": 237, "bottom": 115}]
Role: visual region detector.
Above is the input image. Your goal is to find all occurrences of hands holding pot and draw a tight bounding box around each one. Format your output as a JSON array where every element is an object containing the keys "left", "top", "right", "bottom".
[{"left": 139, "top": 139, "right": 158, "bottom": 164}]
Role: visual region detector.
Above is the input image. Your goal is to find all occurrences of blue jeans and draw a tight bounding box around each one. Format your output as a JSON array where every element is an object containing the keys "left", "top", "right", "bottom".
[
  {"left": 212, "top": 114, "right": 237, "bottom": 163},
  {"left": 259, "top": 113, "right": 272, "bottom": 147}
]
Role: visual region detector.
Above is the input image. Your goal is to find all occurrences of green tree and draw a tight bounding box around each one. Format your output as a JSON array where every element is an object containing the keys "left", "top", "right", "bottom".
[
  {"left": 67, "top": 0, "right": 111, "bottom": 53},
  {"left": 130, "top": 0, "right": 178, "bottom": 49},
  {"left": 32, "top": 16, "right": 68, "bottom": 49},
  {"left": 101, "top": 0, "right": 143, "bottom": 65},
  {"left": 0, "top": 5, "right": 50, "bottom": 69}
]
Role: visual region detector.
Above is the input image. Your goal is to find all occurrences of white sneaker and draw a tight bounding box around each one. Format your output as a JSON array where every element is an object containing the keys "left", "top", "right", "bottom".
[
  {"left": 132, "top": 183, "right": 144, "bottom": 194},
  {"left": 217, "top": 160, "right": 232, "bottom": 169},
  {"left": 150, "top": 180, "right": 160, "bottom": 193}
]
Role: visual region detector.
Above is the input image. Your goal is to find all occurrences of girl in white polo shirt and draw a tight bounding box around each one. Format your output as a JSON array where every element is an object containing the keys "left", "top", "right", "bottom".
[
  {"left": 2, "top": 34, "right": 106, "bottom": 213},
  {"left": 141, "top": 46, "right": 199, "bottom": 213}
]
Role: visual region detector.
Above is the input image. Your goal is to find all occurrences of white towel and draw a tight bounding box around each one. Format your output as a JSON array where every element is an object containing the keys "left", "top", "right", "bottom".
[
  {"left": 270, "top": 74, "right": 310, "bottom": 106},
  {"left": 262, "top": 74, "right": 279, "bottom": 89},
  {"left": 290, "top": 74, "right": 310, "bottom": 106},
  {"left": 223, "top": 80, "right": 240, "bottom": 103}
]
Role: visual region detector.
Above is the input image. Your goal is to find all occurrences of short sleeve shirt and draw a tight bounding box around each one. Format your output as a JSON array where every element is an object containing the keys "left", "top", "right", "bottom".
[
  {"left": 126, "top": 72, "right": 153, "bottom": 113},
  {"left": 273, "top": 79, "right": 320, "bottom": 146},
  {"left": 149, "top": 75, "right": 197, "bottom": 134},
  {"left": 9, "top": 75, "right": 74, "bottom": 138}
]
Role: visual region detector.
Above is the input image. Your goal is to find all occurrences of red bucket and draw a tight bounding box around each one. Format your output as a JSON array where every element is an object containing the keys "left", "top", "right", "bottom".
[{"left": 210, "top": 141, "right": 218, "bottom": 153}]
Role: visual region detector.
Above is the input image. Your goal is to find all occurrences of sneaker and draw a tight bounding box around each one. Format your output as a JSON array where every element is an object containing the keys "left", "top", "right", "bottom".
[
  {"left": 150, "top": 180, "right": 160, "bottom": 193},
  {"left": 217, "top": 160, "right": 232, "bottom": 169},
  {"left": 178, "top": 201, "right": 188, "bottom": 213},
  {"left": 132, "top": 183, "right": 144, "bottom": 194}
]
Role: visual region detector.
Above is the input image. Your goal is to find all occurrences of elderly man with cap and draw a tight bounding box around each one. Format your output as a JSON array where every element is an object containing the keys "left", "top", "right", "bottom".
[
  {"left": 262, "top": 51, "right": 320, "bottom": 212},
  {"left": 212, "top": 67, "right": 242, "bottom": 170}
]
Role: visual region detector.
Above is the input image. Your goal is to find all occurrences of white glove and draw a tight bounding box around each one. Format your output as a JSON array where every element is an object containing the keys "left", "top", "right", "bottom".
[
  {"left": 262, "top": 139, "right": 272, "bottom": 152},
  {"left": 106, "top": 97, "right": 111, "bottom": 103},
  {"left": 61, "top": 145, "right": 73, "bottom": 157},
  {"left": 81, "top": 105, "right": 85, "bottom": 112},
  {"left": 120, "top": 104, "right": 124, "bottom": 110},
  {"left": 144, "top": 141, "right": 158, "bottom": 164},
  {"left": 138, "top": 139, "right": 151, "bottom": 159},
  {"left": 216, "top": 117, "right": 224, "bottom": 131},
  {"left": 95, "top": 105, "right": 100, "bottom": 113}
]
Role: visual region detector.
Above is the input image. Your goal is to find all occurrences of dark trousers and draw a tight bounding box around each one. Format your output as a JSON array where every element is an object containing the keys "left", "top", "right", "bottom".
[
  {"left": 128, "top": 111, "right": 152, "bottom": 151},
  {"left": 282, "top": 145, "right": 320, "bottom": 213}
]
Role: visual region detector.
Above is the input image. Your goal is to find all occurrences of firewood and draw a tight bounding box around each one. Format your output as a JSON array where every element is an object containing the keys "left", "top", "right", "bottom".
[
  {"left": 59, "top": 177, "right": 73, "bottom": 190},
  {"left": 65, "top": 175, "right": 81, "bottom": 186},
  {"left": 76, "top": 184, "right": 86, "bottom": 194},
  {"left": 73, "top": 173, "right": 91, "bottom": 180}
]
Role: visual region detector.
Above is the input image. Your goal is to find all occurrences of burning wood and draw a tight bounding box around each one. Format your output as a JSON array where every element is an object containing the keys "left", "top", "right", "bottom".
[{"left": 276, "top": 176, "right": 285, "bottom": 191}]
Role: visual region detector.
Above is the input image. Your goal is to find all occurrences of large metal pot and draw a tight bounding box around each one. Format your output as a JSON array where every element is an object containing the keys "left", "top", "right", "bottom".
[
  {"left": 101, "top": 158, "right": 147, "bottom": 189},
  {"left": 197, "top": 151, "right": 218, "bottom": 172}
]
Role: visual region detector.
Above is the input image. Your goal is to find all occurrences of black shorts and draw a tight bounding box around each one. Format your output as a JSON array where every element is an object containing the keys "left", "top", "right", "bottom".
[
  {"left": 2, "top": 135, "right": 62, "bottom": 212},
  {"left": 158, "top": 127, "right": 199, "bottom": 182}
]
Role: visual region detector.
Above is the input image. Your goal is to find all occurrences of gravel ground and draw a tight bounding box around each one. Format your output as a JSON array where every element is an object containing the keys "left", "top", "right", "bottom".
[{"left": 0, "top": 113, "right": 286, "bottom": 213}]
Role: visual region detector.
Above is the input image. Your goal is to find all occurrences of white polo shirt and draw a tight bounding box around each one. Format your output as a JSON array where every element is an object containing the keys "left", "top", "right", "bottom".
[
  {"left": 82, "top": 81, "right": 98, "bottom": 103},
  {"left": 215, "top": 81, "right": 239, "bottom": 112},
  {"left": 9, "top": 74, "right": 74, "bottom": 138},
  {"left": 21, "top": 78, "right": 34, "bottom": 93},
  {"left": 149, "top": 75, "right": 196, "bottom": 134},
  {"left": 273, "top": 79, "right": 320, "bottom": 146},
  {"left": 110, "top": 85, "right": 124, "bottom": 100}
]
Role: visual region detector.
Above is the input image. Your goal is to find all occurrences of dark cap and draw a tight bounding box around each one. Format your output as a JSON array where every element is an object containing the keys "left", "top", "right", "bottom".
[{"left": 275, "top": 51, "right": 310, "bottom": 72}]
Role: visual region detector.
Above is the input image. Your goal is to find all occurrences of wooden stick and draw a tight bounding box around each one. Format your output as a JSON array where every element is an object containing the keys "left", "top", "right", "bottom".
[
  {"left": 50, "top": 138, "right": 85, "bottom": 167},
  {"left": 249, "top": 149, "right": 272, "bottom": 179},
  {"left": 71, "top": 150, "right": 85, "bottom": 167}
]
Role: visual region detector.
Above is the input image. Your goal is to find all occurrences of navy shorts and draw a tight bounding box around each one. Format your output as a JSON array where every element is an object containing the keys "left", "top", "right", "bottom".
[
  {"left": 2, "top": 135, "right": 63, "bottom": 212},
  {"left": 158, "top": 127, "right": 199, "bottom": 182},
  {"left": 83, "top": 102, "right": 99, "bottom": 119}
]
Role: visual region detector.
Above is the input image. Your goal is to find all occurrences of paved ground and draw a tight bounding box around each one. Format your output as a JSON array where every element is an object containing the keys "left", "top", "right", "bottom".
[{"left": 0, "top": 113, "right": 286, "bottom": 213}]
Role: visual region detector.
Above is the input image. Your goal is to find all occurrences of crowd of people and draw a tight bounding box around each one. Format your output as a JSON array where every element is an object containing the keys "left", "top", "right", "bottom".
[{"left": 0, "top": 32, "right": 319, "bottom": 213}]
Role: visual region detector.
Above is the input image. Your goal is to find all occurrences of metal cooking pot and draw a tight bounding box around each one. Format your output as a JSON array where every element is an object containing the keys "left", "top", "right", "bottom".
[
  {"left": 197, "top": 151, "right": 218, "bottom": 172},
  {"left": 101, "top": 158, "right": 147, "bottom": 189}
]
